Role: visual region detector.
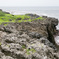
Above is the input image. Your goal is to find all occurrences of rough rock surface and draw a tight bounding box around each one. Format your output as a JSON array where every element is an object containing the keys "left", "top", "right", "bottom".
[{"left": 0, "top": 14, "right": 59, "bottom": 59}]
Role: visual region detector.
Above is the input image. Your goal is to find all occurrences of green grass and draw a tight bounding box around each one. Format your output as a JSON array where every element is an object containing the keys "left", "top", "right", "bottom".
[
  {"left": 0, "top": 42, "right": 1, "bottom": 46},
  {"left": 0, "top": 11, "right": 44, "bottom": 25},
  {"left": 35, "top": 17, "right": 44, "bottom": 20},
  {"left": 22, "top": 45, "right": 26, "bottom": 49},
  {"left": 26, "top": 48, "right": 36, "bottom": 55},
  {"left": 4, "top": 24, "right": 8, "bottom": 26}
]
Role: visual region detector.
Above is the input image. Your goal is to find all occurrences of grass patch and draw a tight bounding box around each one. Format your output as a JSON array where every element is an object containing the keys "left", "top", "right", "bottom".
[
  {"left": 22, "top": 45, "right": 26, "bottom": 49},
  {"left": 4, "top": 24, "right": 8, "bottom": 26},
  {"left": 0, "top": 11, "right": 44, "bottom": 24},
  {"left": 0, "top": 43, "right": 1, "bottom": 46},
  {"left": 26, "top": 48, "right": 36, "bottom": 55},
  {"left": 35, "top": 17, "right": 44, "bottom": 20}
]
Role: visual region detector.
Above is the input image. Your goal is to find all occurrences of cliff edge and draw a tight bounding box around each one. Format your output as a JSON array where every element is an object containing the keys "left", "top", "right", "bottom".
[{"left": 0, "top": 14, "right": 59, "bottom": 59}]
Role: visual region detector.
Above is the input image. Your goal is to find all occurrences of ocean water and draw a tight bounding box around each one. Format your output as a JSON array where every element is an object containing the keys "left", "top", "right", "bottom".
[
  {"left": 0, "top": 6, "right": 59, "bottom": 18},
  {"left": 0, "top": 6, "right": 59, "bottom": 29}
]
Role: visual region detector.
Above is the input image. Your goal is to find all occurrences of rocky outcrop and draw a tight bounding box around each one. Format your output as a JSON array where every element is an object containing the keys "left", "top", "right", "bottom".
[
  {"left": 0, "top": 9, "right": 10, "bottom": 14},
  {"left": 0, "top": 14, "right": 59, "bottom": 59},
  {"left": 0, "top": 32, "right": 59, "bottom": 59},
  {"left": 0, "top": 9, "right": 2, "bottom": 11},
  {"left": 25, "top": 14, "right": 39, "bottom": 18},
  {"left": 3, "top": 11, "right": 10, "bottom": 14}
]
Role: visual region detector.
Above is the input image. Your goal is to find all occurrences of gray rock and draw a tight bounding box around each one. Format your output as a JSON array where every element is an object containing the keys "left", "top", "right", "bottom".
[
  {"left": 25, "top": 14, "right": 39, "bottom": 18},
  {"left": 3, "top": 11, "right": 10, "bottom": 14},
  {"left": 3, "top": 25, "right": 18, "bottom": 33},
  {"left": 16, "top": 18, "right": 21, "bottom": 20},
  {"left": 2, "top": 18, "right": 4, "bottom": 19},
  {"left": 28, "top": 32, "right": 42, "bottom": 39},
  {"left": 9, "top": 19, "right": 12, "bottom": 21},
  {"left": 1, "top": 56, "right": 14, "bottom": 59},
  {"left": 0, "top": 9, "right": 2, "bottom": 11}
]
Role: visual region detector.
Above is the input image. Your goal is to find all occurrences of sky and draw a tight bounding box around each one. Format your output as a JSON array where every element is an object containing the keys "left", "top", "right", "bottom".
[{"left": 0, "top": 0, "right": 59, "bottom": 6}]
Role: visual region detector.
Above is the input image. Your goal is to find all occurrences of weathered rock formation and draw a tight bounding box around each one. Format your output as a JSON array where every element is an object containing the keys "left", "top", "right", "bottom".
[{"left": 0, "top": 14, "right": 59, "bottom": 59}]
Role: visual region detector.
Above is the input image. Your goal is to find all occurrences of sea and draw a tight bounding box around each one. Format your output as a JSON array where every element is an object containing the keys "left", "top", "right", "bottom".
[{"left": 0, "top": 6, "right": 59, "bottom": 29}]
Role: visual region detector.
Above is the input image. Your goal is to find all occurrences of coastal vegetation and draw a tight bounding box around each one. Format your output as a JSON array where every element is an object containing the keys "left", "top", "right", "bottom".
[
  {"left": 26, "top": 48, "right": 36, "bottom": 55},
  {"left": 0, "top": 10, "right": 43, "bottom": 25}
]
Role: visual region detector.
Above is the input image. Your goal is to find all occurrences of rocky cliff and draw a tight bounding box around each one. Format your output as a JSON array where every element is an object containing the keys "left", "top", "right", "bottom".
[{"left": 0, "top": 14, "right": 59, "bottom": 59}]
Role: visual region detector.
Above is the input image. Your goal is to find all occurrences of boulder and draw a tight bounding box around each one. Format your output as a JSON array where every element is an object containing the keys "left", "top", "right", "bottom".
[{"left": 0, "top": 14, "right": 58, "bottom": 59}]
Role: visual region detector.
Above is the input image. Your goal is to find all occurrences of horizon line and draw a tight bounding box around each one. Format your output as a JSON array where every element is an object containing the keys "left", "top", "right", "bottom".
[{"left": 0, "top": 6, "right": 59, "bottom": 7}]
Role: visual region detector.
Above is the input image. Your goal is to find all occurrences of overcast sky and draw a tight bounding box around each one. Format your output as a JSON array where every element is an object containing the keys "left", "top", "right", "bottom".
[{"left": 0, "top": 0, "right": 59, "bottom": 6}]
